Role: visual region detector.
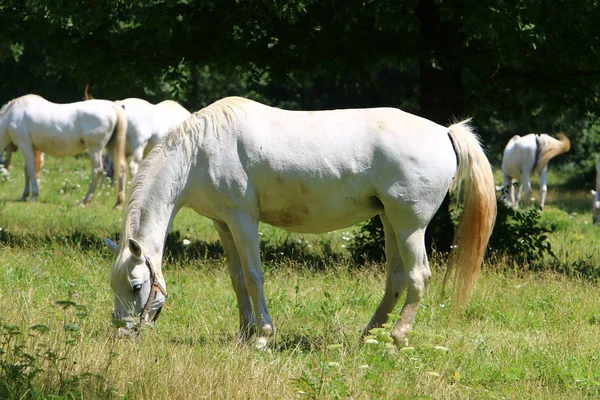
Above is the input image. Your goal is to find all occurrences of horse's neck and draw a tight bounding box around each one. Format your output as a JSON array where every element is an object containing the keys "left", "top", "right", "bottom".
[{"left": 127, "top": 148, "right": 191, "bottom": 258}]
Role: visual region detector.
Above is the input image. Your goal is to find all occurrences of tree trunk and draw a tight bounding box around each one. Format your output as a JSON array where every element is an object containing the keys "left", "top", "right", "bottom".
[
  {"left": 416, "top": 0, "right": 465, "bottom": 252},
  {"left": 416, "top": 0, "right": 464, "bottom": 125}
]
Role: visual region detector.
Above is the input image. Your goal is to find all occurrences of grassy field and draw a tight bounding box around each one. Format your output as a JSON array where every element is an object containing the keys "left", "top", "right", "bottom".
[{"left": 1, "top": 152, "right": 600, "bottom": 399}]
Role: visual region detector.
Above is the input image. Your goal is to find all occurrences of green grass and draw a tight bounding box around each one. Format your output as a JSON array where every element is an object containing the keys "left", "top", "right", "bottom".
[{"left": 1, "top": 152, "right": 600, "bottom": 399}]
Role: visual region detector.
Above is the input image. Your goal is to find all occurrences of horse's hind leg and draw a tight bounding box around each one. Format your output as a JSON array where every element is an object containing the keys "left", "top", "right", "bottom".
[
  {"left": 381, "top": 207, "right": 431, "bottom": 346},
  {"left": 79, "top": 149, "right": 104, "bottom": 205},
  {"left": 213, "top": 220, "right": 256, "bottom": 341},
  {"left": 391, "top": 228, "right": 430, "bottom": 345},
  {"left": 362, "top": 214, "right": 407, "bottom": 338}
]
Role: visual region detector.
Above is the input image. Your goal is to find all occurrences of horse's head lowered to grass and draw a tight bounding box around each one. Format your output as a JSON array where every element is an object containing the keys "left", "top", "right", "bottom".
[{"left": 105, "top": 237, "right": 167, "bottom": 336}]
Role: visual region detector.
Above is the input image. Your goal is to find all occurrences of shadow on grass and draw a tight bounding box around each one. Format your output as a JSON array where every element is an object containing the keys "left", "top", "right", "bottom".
[
  {"left": 0, "top": 228, "right": 347, "bottom": 271},
  {"left": 167, "top": 332, "right": 336, "bottom": 354},
  {"left": 273, "top": 333, "right": 323, "bottom": 353},
  {"left": 0, "top": 228, "right": 110, "bottom": 252},
  {"left": 164, "top": 231, "right": 345, "bottom": 271}
]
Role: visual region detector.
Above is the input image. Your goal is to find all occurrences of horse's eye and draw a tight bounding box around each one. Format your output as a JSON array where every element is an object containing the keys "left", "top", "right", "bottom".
[{"left": 132, "top": 284, "right": 143, "bottom": 293}]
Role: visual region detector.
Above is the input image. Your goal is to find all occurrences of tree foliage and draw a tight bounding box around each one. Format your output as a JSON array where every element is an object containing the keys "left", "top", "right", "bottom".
[{"left": 1, "top": 1, "right": 598, "bottom": 117}]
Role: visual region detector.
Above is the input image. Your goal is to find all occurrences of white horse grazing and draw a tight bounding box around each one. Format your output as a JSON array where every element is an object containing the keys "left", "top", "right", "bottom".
[
  {"left": 0, "top": 94, "right": 127, "bottom": 206},
  {"left": 501, "top": 133, "right": 570, "bottom": 209},
  {"left": 591, "top": 157, "right": 600, "bottom": 224},
  {"left": 116, "top": 98, "right": 191, "bottom": 177},
  {"left": 105, "top": 97, "right": 496, "bottom": 348}
]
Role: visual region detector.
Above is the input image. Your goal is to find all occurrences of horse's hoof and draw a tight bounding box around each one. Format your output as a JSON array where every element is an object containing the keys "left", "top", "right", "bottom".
[{"left": 255, "top": 336, "right": 269, "bottom": 350}]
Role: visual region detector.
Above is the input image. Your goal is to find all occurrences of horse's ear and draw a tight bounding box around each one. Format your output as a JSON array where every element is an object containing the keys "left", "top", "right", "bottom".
[
  {"left": 104, "top": 238, "right": 120, "bottom": 256},
  {"left": 128, "top": 238, "right": 143, "bottom": 258}
]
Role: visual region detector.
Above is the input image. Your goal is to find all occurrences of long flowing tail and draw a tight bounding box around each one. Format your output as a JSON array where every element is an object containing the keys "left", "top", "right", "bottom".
[
  {"left": 442, "top": 120, "right": 497, "bottom": 306},
  {"left": 111, "top": 103, "right": 128, "bottom": 208},
  {"left": 533, "top": 133, "right": 570, "bottom": 174}
]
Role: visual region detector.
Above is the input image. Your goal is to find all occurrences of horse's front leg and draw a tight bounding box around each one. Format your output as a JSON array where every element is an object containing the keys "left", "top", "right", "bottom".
[
  {"left": 213, "top": 220, "right": 256, "bottom": 341},
  {"left": 503, "top": 173, "right": 514, "bottom": 206},
  {"left": 20, "top": 164, "right": 30, "bottom": 201},
  {"left": 3, "top": 143, "right": 14, "bottom": 169},
  {"left": 521, "top": 172, "right": 532, "bottom": 208},
  {"left": 79, "top": 149, "right": 104, "bottom": 206},
  {"left": 538, "top": 166, "right": 549, "bottom": 210},
  {"left": 226, "top": 211, "right": 274, "bottom": 349}
]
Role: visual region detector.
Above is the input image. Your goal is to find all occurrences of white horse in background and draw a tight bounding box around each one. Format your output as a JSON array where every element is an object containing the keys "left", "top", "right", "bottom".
[
  {"left": 590, "top": 157, "right": 600, "bottom": 224},
  {"left": 105, "top": 97, "right": 496, "bottom": 348},
  {"left": 116, "top": 98, "right": 191, "bottom": 177},
  {"left": 0, "top": 94, "right": 127, "bottom": 207},
  {"left": 501, "top": 133, "right": 570, "bottom": 209}
]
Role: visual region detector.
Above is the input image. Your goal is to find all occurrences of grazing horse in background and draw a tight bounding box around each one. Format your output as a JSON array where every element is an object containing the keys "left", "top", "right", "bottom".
[
  {"left": 105, "top": 97, "right": 496, "bottom": 348},
  {"left": 9, "top": 84, "right": 97, "bottom": 186},
  {"left": 116, "top": 98, "right": 191, "bottom": 177},
  {"left": 590, "top": 157, "right": 600, "bottom": 225},
  {"left": 501, "top": 133, "right": 570, "bottom": 209},
  {"left": 83, "top": 86, "right": 191, "bottom": 178},
  {"left": 0, "top": 94, "right": 127, "bottom": 207}
]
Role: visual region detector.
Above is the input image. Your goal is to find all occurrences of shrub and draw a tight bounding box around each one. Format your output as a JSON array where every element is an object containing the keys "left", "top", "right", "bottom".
[
  {"left": 348, "top": 195, "right": 555, "bottom": 267},
  {"left": 487, "top": 199, "right": 555, "bottom": 265},
  {"left": 347, "top": 194, "right": 459, "bottom": 263}
]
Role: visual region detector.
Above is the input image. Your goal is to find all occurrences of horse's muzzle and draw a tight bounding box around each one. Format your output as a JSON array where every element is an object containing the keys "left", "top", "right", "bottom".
[{"left": 112, "top": 305, "right": 163, "bottom": 339}]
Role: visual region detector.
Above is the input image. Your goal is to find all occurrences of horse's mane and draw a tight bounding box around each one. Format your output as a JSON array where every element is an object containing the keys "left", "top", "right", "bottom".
[
  {"left": 122, "top": 96, "right": 250, "bottom": 248},
  {"left": 162, "top": 96, "right": 249, "bottom": 155}
]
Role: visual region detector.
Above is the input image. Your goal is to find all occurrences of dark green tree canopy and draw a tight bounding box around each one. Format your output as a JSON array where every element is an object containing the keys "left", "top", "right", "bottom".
[{"left": 1, "top": 0, "right": 599, "bottom": 143}]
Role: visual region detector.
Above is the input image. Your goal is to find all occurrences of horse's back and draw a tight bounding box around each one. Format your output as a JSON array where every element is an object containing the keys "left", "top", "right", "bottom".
[
  {"left": 232, "top": 98, "right": 453, "bottom": 169},
  {"left": 120, "top": 98, "right": 190, "bottom": 151},
  {"left": 154, "top": 100, "right": 191, "bottom": 132},
  {"left": 156, "top": 100, "right": 190, "bottom": 116},
  {"left": 9, "top": 96, "right": 118, "bottom": 156}
]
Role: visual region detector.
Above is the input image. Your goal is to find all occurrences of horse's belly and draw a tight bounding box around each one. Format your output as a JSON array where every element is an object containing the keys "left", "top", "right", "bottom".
[
  {"left": 258, "top": 196, "right": 383, "bottom": 234},
  {"left": 34, "top": 136, "right": 86, "bottom": 157}
]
